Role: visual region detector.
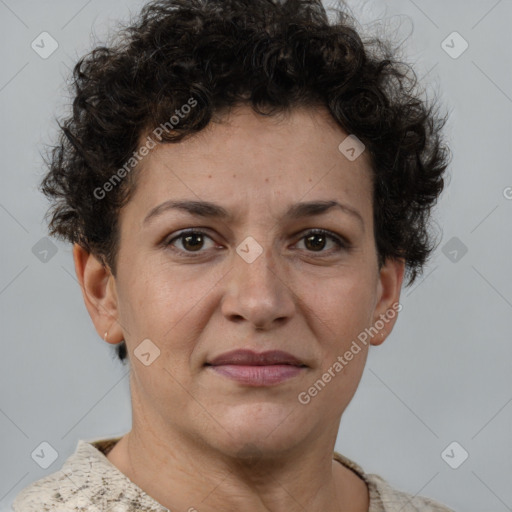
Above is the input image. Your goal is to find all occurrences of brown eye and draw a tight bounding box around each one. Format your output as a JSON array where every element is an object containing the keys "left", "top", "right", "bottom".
[
  {"left": 304, "top": 233, "right": 327, "bottom": 251},
  {"left": 182, "top": 232, "right": 205, "bottom": 251},
  {"left": 166, "top": 230, "right": 217, "bottom": 255},
  {"left": 296, "top": 229, "right": 347, "bottom": 254}
]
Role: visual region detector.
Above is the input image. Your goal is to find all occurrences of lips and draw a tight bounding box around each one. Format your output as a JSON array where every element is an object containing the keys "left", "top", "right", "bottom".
[
  {"left": 205, "top": 349, "right": 307, "bottom": 386},
  {"left": 206, "top": 349, "right": 306, "bottom": 367}
]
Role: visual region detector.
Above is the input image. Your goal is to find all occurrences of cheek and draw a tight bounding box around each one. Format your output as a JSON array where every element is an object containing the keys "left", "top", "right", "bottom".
[
  {"left": 310, "top": 275, "right": 375, "bottom": 408},
  {"left": 117, "top": 263, "right": 223, "bottom": 358},
  {"left": 298, "top": 270, "right": 376, "bottom": 342},
  {"left": 305, "top": 292, "right": 371, "bottom": 412}
]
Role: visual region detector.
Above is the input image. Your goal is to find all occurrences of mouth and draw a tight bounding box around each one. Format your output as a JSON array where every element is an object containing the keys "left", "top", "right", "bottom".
[{"left": 205, "top": 349, "right": 308, "bottom": 386}]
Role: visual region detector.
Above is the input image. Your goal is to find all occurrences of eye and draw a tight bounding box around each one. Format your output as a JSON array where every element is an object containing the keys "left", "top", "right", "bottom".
[
  {"left": 164, "top": 228, "right": 349, "bottom": 258},
  {"left": 166, "top": 230, "right": 217, "bottom": 255},
  {"left": 294, "top": 229, "right": 347, "bottom": 254}
]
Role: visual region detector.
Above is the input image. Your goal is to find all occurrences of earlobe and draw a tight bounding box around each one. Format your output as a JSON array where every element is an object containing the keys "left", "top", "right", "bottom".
[
  {"left": 370, "top": 257, "right": 405, "bottom": 346},
  {"left": 72, "top": 243, "right": 123, "bottom": 345}
]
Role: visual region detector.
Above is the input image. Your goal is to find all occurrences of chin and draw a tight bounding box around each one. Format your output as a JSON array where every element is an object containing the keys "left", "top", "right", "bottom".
[{"left": 205, "top": 402, "right": 308, "bottom": 458}]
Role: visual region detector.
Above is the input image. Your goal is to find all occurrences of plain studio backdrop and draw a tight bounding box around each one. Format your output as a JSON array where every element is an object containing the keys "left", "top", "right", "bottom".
[{"left": 0, "top": 1, "right": 511, "bottom": 511}]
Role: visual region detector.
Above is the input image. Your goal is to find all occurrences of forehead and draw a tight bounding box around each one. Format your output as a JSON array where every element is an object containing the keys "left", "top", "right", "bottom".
[{"left": 125, "top": 104, "right": 374, "bottom": 224}]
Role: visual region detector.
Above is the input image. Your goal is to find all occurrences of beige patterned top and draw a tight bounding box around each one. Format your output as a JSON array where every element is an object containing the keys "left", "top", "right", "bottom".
[{"left": 12, "top": 437, "right": 455, "bottom": 511}]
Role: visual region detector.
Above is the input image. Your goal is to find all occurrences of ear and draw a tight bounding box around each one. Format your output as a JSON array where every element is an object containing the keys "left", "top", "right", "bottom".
[
  {"left": 370, "top": 257, "right": 405, "bottom": 346},
  {"left": 72, "top": 243, "right": 123, "bottom": 345}
]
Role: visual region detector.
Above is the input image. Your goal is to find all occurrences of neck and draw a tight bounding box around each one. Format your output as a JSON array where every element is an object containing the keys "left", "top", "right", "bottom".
[{"left": 107, "top": 422, "right": 369, "bottom": 512}]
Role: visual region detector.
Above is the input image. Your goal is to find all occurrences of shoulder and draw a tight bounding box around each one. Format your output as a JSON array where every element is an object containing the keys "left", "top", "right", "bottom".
[
  {"left": 12, "top": 438, "right": 166, "bottom": 512},
  {"left": 12, "top": 466, "right": 99, "bottom": 512},
  {"left": 12, "top": 439, "right": 107, "bottom": 512},
  {"left": 333, "top": 451, "right": 455, "bottom": 512},
  {"left": 366, "top": 472, "right": 456, "bottom": 512}
]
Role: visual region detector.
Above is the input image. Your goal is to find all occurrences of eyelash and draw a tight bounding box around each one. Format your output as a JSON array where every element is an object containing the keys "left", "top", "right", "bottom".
[{"left": 164, "top": 228, "right": 349, "bottom": 258}]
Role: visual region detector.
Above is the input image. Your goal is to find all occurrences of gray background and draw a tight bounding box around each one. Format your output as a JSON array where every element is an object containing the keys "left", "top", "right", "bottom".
[{"left": 1, "top": 1, "right": 511, "bottom": 511}]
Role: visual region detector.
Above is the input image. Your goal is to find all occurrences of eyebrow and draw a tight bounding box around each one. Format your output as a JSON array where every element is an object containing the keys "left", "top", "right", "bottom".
[{"left": 143, "top": 199, "right": 364, "bottom": 231}]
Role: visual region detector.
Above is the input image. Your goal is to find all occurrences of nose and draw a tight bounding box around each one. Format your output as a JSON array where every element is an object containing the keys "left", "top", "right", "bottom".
[{"left": 220, "top": 243, "right": 296, "bottom": 330}]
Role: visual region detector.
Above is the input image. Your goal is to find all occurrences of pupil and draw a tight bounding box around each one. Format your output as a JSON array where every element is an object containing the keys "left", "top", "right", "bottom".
[
  {"left": 181, "top": 233, "right": 327, "bottom": 252},
  {"left": 306, "top": 234, "right": 325, "bottom": 251},
  {"left": 184, "top": 233, "right": 203, "bottom": 251}
]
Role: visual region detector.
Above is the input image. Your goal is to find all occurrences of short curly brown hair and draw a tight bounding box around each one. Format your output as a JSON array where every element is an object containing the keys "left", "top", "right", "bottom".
[{"left": 41, "top": 0, "right": 451, "bottom": 363}]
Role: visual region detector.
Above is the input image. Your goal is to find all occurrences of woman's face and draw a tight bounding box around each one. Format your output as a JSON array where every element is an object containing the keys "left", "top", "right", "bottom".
[{"left": 89, "top": 104, "right": 404, "bottom": 457}]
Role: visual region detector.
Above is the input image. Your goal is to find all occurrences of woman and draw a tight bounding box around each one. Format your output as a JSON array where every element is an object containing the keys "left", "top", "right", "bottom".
[{"left": 13, "top": 0, "right": 453, "bottom": 510}]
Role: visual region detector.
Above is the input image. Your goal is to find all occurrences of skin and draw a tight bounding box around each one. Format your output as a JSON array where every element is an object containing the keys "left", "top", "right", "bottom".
[{"left": 73, "top": 104, "right": 405, "bottom": 512}]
